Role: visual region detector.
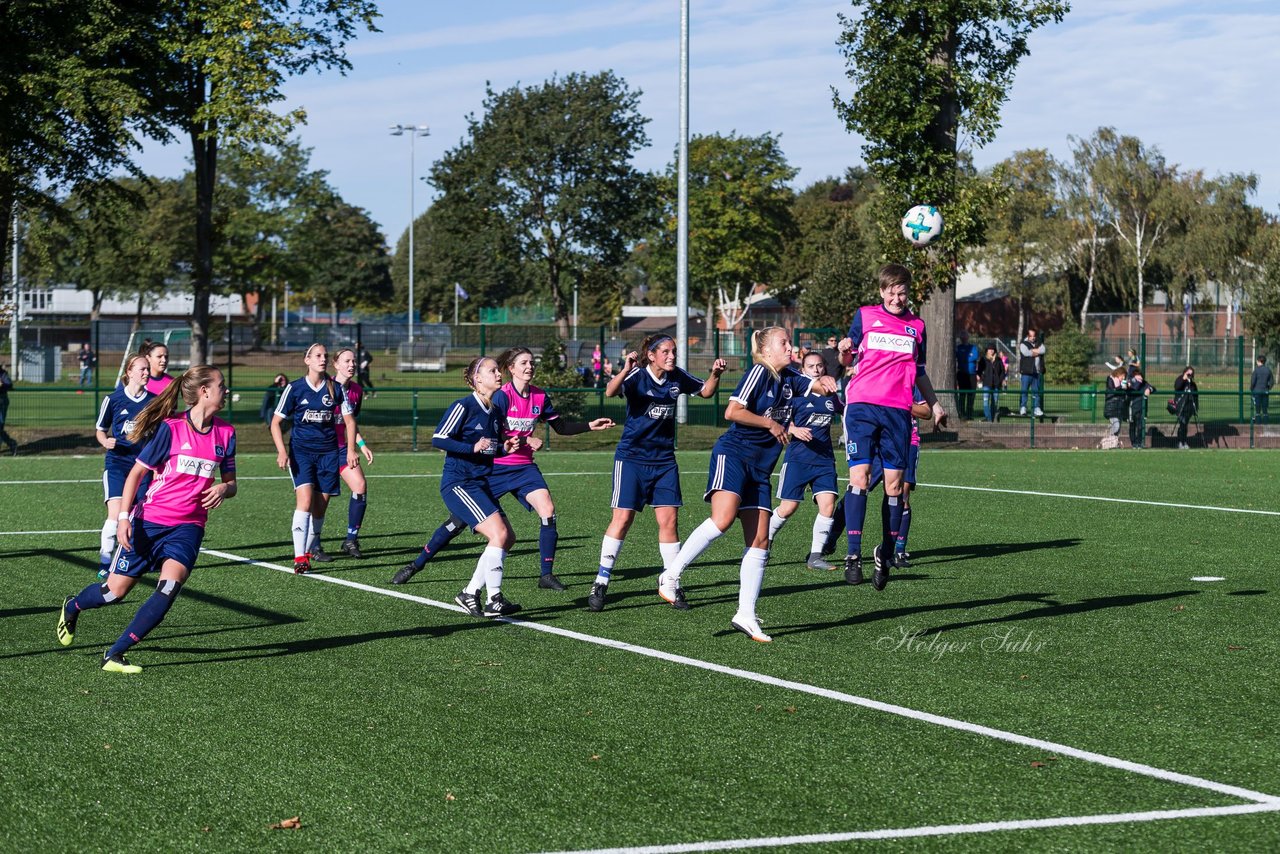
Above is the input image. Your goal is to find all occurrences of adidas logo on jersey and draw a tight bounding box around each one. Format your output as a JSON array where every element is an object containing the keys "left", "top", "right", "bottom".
[
  {"left": 872, "top": 319, "right": 884, "bottom": 328},
  {"left": 181, "top": 441, "right": 193, "bottom": 450}
]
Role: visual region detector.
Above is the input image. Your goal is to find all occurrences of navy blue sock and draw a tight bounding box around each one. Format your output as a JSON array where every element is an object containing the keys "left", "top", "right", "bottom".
[
  {"left": 538, "top": 516, "right": 558, "bottom": 576},
  {"left": 107, "top": 580, "right": 181, "bottom": 657},
  {"left": 884, "top": 494, "right": 903, "bottom": 556},
  {"left": 415, "top": 516, "right": 464, "bottom": 569},
  {"left": 71, "top": 581, "right": 120, "bottom": 614},
  {"left": 896, "top": 506, "right": 912, "bottom": 554},
  {"left": 825, "top": 497, "right": 846, "bottom": 554},
  {"left": 844, "top": 487, "right": 867, "bottom": 555},
  {"left": 880, "top": 493, "right": 892, "bottom": 549},
  {"left": 345, "top": 493, "right": 367, "bottom": 540}
]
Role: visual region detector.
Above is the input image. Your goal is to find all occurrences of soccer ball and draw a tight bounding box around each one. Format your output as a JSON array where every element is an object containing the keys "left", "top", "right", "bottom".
[
  {"left": 901, "top": 205, "right": 943, "bottom": 248},
  {"left": 231, "top": 393, "right": 241, "bottom": 403}
]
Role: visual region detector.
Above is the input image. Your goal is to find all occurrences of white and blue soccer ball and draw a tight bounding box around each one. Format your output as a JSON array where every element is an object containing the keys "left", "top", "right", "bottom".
[{"left": 901, "top": 205, "right": 943, "bottom": 248}]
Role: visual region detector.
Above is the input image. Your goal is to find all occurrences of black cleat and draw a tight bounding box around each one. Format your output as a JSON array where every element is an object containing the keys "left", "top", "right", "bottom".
[
  {"left": 391, "top": 563, "right": 420, "bottom": 585},
  {"left": 844, "top": 555, "right": 863, "bottom": 586},
  {"left": 586, "top": 583, "right": 608, "bottom": 612},
  {"left": 872, "top": 545, "right": 891, "bottom": 591},
  {"left": 483, "top": 592, "right": 522, "bottom": 617},
  {"left": 340, "top": 538, "right": 364, "bottom": 559},
  {"left": 309, "top": 545, "right": 334, "bottom": 563},
  {"left": 892, "top": 551, "right": 912, "bottom": 569},
  {"left": 537, "top": 573, "right": 567, "bottom": 591},
  {"left": 454, "top": 590, "right": 483, "bottom": 617}
]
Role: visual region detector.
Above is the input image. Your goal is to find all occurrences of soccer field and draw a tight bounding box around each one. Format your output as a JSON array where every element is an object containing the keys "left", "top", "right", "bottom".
[{"left": 2, "top": 449, "right": 1278, "bottom": 852}]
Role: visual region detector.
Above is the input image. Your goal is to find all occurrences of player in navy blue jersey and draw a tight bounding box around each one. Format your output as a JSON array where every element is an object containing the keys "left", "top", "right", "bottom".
[
  {"left": 305, "top": 348, "right": 374, "bottom": 561},
  {"left": 270, "top": 344, "right": 358, "bottom": 574},
  {"left": 766, "top": 348, "right": 849, "bottom": 570},
  {"left": 433, "top": 356, "right": 525, "bottom": 617},
  {"left": 585, "top": 334, "right": 725, "bottom": 612},
  {"left": 93, "top": 354, "right": 156, "bottom": 577},
  {"left": 660, "top": 327, "right": 838, "bottom": 642}
]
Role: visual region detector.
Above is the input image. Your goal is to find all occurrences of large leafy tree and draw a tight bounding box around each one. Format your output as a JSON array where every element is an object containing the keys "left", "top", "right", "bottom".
[
  {"left": 1161, "top": 171, "right": 1261, "bottom": 321},
  {"left": 1245, "top": 221, "right": 1280, "bottom": 357},
  {"left": 430, "top": 71, "right": 655, "bottom": 335},
  {"left": 292, "top": 193, "right": 392, "bottom": 321},
  {"left": 128, "top": 0, "right": 380, "bottom": 364},
  {"left": 833, "top": 0, "right": 1067, "bottom": 396}
]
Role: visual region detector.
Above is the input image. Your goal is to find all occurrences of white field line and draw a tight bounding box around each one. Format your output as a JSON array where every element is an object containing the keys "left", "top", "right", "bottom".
[
  {"left": 201, "top": 546, "right": 1280, "bottom": 807},
  {"left": 535, "top": 802, "right": 1280, "bottom": 854},
  {"left": 0, "top": 528, "right": 99, "bottom": 536}
]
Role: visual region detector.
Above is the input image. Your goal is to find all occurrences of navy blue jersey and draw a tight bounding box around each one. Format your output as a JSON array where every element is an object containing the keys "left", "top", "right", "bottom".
[
  {"left": 783, "top": 388, "right": 844, "bottom": 465},
  {"left": 275, "top": 376, "right": 352, "bottom": 455},
  {"left": 715, "top": 364, "right": 815, "bottom": 467},
  {"left": 432, "top": 393, "right": 504, "bottom": 485},
  {"left": 614, "top": 366, "right": 705, "bottom": 463},
  {"left": 95, "top": 383, "right": 157, "bottom": 459}
]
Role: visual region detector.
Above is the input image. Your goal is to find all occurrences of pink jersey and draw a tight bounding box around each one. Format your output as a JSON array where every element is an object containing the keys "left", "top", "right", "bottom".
[
  {"left": 146, "top": 374, "right": 174, "bottom": 396},
  {"left": 136, "top": 414, "right": 237, "bottom": 527},
  {"left": 846, "top": 304, "right": 926, "bottom": 411},
  {"left": 493, "top": 382, "right": 559, "bottom": 467},
  {"left": 334, "top": 379, "right": 364, "bottom": 449}
]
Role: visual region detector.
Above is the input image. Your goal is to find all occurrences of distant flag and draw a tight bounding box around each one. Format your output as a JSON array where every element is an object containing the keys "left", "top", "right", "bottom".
[{"left": 454, "top": 282, "right": 469, "bottom": 300}]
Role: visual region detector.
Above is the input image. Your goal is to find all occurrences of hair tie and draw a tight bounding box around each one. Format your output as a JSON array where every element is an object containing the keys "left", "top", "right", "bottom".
[{"left": 648, "top": 336, "right": 673, "bottom": 351}]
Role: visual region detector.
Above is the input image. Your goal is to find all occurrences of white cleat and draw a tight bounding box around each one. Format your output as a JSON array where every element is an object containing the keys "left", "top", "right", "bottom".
[{"left": 730, "top": 614, "right": 772, "bottom": 643}]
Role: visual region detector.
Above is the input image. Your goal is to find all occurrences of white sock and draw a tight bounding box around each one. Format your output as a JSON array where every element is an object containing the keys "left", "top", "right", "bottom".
[
  {"left": 811, "top": 514, "right": 835, "bottom": 555},
  {"left": 308, "top": 515, "right": 325, "bottom": 552},
  {"left": 595, "top": 535, "right": 624, "bottom": 586},
  {"left": 291, "top": 510, "right": 311, "bottom": 558},
  {"left": 99, "top": 518, "right": 117, "bottom": 563},
  {"left": 465, "top": 562, "right": 488, "bottom": 595},
  {"left": 479, "top": 546, "right": 506, "bottom": 599},
  {"left": 658, "top": 540, "right": 681, "bottom": 572},
  {"left": 768, "top": 509, "right": 788, "bottom": 541},
  {"left": 669, "top": 518, "right": 724, "bottom": 580},
  {"left": 737, "top": 547, "right": 769, "bottom": 619}
]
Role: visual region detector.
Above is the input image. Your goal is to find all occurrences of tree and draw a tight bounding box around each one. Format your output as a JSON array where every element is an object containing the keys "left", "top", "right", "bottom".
[
  {"left": 127, "top": 0, "right": 380, "bottom": 364},
  {"left": 430, "top": 72, "right": 655, "bottom": 335},
  {"left": 797, "top": 205, "right": 880, "bottom": 330},
  {"left": 833, "top": 0, "right": 1067, "bottom": 399},
  {"left": 292, "top": 194, "right": 393, "bottom": 321},
  {"left": 1245, "top": 221, "right": 1280, "bottom": 357},
  {"left": 1058, "top": 134, "right": 1113, "bottom": 330},
  {"left": 776, "top": 168, "right": 877, "bottom": 299},
  {"left": 645, "top": 132, "right": 798, "bottom": 341}
]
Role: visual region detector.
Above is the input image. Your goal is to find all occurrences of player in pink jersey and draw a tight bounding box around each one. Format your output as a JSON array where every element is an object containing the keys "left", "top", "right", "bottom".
[
  {"left": 392, "top": 346, "right": 615, "bottom": 590},
  {"left": 838, "top": 264, "right": 946, "bottom": 591},
  {"left": 305, "top": 348, "right": 375, "bottom": 560},
  {"left": 56, "top": 365, "right": 237, "bottom": 674},
  {"left": 142, "top": 341, "right": 173, "bottom": 396}
]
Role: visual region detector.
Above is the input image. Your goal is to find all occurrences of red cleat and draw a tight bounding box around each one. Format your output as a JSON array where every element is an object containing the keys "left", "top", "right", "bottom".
[{"left": 293, "top": 556, "right": 311, "bottom": 575}]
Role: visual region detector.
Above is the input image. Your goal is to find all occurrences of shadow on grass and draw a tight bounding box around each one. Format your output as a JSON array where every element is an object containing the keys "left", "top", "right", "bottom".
[{"left": 913, "top": 538, "right": 1085, "bottom": 566}]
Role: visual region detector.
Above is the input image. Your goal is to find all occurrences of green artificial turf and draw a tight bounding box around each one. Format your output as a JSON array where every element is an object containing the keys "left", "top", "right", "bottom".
[{"left": 2, "top": 449, "right": 1278, "bottom": 852}]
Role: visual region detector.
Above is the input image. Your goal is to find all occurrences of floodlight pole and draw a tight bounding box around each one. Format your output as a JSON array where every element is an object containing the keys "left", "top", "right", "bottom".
[
  {"left": 390, "top": 124, "right": 429, "bottom": 343},
  {"left": 9, "top": 208, "right": 19, "bottom": 375},
  {"left": 676, "top": 0, "right": 690, "bottom": 424}
]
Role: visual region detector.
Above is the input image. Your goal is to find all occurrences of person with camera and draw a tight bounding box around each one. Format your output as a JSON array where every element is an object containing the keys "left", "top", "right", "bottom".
[
  {"left": 1173, "top": 365, "right": 1199, "bottom": 449},
  {"left": 1126, "top": 369, "right": 1154, "bottom": 449},
  {"left": 1102, "top": 363, "right": 1127, "bottom": 446}
]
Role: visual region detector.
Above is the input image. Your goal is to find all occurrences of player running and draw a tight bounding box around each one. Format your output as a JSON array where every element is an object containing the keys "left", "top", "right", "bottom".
[
  {"left": 56, "top": 365, "right": 237, "bottom": 674},
  {"left": 307, "top": 348, "right": 374, "bottom": 560},
  {"left": 93, "top": 354, "right": 156, "bottom": 578},
  {"left": 270, "top": 344, "right": 358, "bottom": 574},
  {"left": 659, "top": 327, "right": 838, "bottom": 642},
  {"left": 585, "top": 335, "right": 725, "bottom": 612},
  {"left": 394, "top": 346, "right": 614, "bottom": 589}
]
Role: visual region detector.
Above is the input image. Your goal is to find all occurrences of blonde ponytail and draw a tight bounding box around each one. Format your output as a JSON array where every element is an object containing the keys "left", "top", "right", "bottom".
[
  {"left": 128, "top": 365, "right": 222, "bottom": 444},
  {"left": 752, "top": 326, "right": 786, "bottom": 379}
]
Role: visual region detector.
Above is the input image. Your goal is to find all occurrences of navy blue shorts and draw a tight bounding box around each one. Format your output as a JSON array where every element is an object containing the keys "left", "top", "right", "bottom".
[
  {"left": 291, "top": 447, "right": 340, "bottom": 496},
  {"left": 611, "top": 457, "right": 682, "bottom": 511},
  {"left": 111, "top": 521, "right": 204, "bottom": 577},
  {"left": 776, "top": 459, "right": 839, "bottom": 503},
  {"left": 844, "top": 403, "right": 913, "bottom": 471},
  {"left": 488, "top": 464, "right": 551, "bottom": 511},
  {"left": 869, "top": 443, "right": 920, "bottom": 490},
  {"left": 441, "top": 479, "right": 503, "bottom": 530},
  {"left": 704, "top": 452, "right": 774, "bottom": 511},
  {"left": 102, "top": 455, "right": 151, "bottom": 503}
]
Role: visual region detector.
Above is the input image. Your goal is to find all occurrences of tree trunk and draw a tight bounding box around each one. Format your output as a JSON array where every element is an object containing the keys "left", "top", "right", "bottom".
[
  {"left": 132, "top": 291, "right": 144, "bottom": 332},
  {"left": 189, "top": 73, "right": 216, "bottom": 367},
  {"left": 1078, "top": 232, "right": 1098, "bottom": 332},
  {"left": 921, "top": 274, "right": 956, "bottom": 414}
]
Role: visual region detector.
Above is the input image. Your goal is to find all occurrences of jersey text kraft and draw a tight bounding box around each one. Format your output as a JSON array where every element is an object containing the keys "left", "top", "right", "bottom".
[
  {"left": 647, "top": 404, "right": 675, "bottom": 419},
  {"left": 866, "top": 332, "right": 916, "bottom": 354}
]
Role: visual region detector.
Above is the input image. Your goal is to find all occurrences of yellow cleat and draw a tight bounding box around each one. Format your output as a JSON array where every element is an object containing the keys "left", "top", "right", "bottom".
[
  {"left": 101, "top": 652, "right": 142, "bottom": 674},
  {"left": 56, "top": 597, "right": 77, "bottom": 647}
]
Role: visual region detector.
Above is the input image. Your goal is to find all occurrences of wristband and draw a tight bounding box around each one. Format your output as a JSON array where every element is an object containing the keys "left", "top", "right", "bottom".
[
  {"left": 356, "top": 438, "right": 366, "bottom": 448},
  {"left": 117, "top": 512, "right": 130, "bottom": 522}
]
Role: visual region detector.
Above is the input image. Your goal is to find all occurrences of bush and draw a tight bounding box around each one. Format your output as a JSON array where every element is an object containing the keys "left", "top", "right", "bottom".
[
  {"left": 535, "top": 335, "right": 588, "bottom": 419},
  {"left": 1045, "top": 324, "right": 1094, "bottom": 385}
]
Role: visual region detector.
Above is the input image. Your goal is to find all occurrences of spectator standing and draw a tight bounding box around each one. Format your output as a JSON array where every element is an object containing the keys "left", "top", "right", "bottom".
[
  {"left": 0, "top": 363, "right": 17, "bottom": 454},
  {"left": 1173, "top": 366, "right": 1199, "bottom": 449},
  {"left": 78, "top": 343, "right": 95, "bottom": 388},
  {"left": 591, "top": 344, "right": 602, "bottom": 385},
  {"left": 259, "top": 373, "right": 289, "bottom": 425},
  {"left": 819, "top": 334, "right": 844, "bottom": 381},
  {"left": 1251, "top": 356, "right": 1274, "bottom": 423},
  {"left": 1125, "top": 348, "right": 1142, "bottom": 381},
  {"left": 356, "top": 341, "right": 376, "bottom": 397},
  {"left": 1018, "top": 330, "right": 1046, "bottom": 417},
  {"left": 1103, "top": 364, "right": 1127, "bottom": 444},
  {"left": 954, "top": 330, "right": 980, "bottom": 419},
  {"left": 976, "top": 345, "right": 1006, "bottom": 422},
  {"left": 1126, "top": 369, "right": 1154, "bottom": 449}
]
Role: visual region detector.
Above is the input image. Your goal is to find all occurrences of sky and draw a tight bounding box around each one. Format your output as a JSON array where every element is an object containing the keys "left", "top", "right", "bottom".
[{"left": 138, "top": 0, "right": 1280, "bottom": 246}]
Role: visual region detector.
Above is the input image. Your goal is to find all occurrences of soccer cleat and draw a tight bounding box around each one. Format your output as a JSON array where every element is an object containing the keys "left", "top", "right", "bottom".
[
  {"left": 101, "top": 652, "right": 141, "bottom": 674},
  {"left": 844, "top": 554, "right": 863, "bottom": 586},
  {"left": 96, "top": 566, "right": 109, "bottom": 580},
  {"left": 293, "top": 556, "right": 311, "bottom": 575},
  {"left": 454, "top": 590, "right": 484, "bottom": 617},
  {"left": 309, "top": 544, "right": 333, "bottom": 563},
  {"left": 730, "top": 614, "right": 772, "bottom": 643},
  {"left": 805, "top": 552, "right": 834, "bottom": 571},
  {"left": 57, "top": 597, "right": 78, "bottom": 647},
  {"left": 872, "top": 545, "right": 891, "bottom": 591},
  {"left": 340, "top": 538, "right": 364, "bottom": 559},
  {"left": 537, "top": 573, "right": 567, "bottom": 591},
  {"left": 483, "top": 592, "right": 522, "bottom": 617},
  {"left": 586, "top": 583, "right": 608, "bottom": 612},
  {"left": 390, "top": 563, "right": 419, "bottom": 585},
  {"left": 657, "top": 570, "right": 691, "bottom": 611},
  {"left": 892, "top": 551, "right": 912, "bottom": 569}
]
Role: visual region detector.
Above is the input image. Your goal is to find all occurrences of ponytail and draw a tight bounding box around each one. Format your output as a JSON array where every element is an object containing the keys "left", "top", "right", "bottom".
[
  {"left": 128, "top": 365, "right": 222, "bottom": 444},
  {"left": 751, "top": 326, "right": 786, "bottom": 379}
]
